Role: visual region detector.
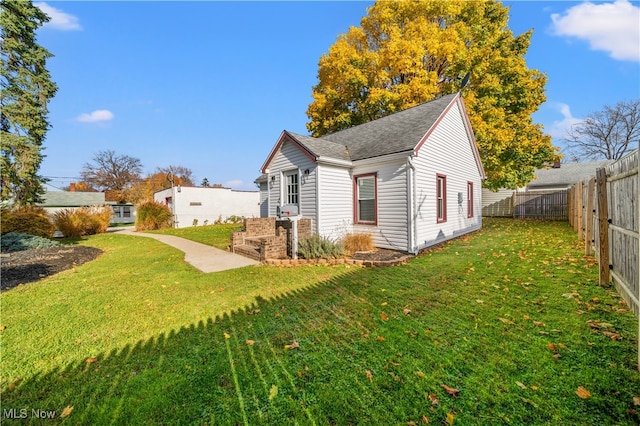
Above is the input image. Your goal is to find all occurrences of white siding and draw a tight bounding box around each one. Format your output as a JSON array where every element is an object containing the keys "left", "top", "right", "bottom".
[
  {"left": 316, "top": 164, "right": 353, "bottom": 240},
  {"left": 352, "top": 159, "right": 409, "bottom": 251},
  {"left": 412, "top": 101, "right": 483, "bottom": 250},
  {"left": 266, "top": 141, "right": 317, "bottom": 229},
  {"left": 482, "top": 188, "right": 514, "bottom": 217},
  {"left": 154, "top": 187, "right": 260, "bottom": 229},
  {"left": 259, "top": 182, "right": 269, "bottom": 217}
]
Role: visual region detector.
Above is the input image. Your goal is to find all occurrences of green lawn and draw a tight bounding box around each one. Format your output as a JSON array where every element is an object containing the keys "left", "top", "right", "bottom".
[
  {"left": 148, "top": 223, "right": 243, "bottom": 250},
  {"left": 1, "top": 219, "right": 638, "bottom": 424}
]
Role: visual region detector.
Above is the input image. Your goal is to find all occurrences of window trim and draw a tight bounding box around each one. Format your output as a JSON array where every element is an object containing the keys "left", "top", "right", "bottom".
[
  {"left": 353, "top": 172, "right": 378, "bottom": 225},
  {"left": 436, "top": 174, "right": 447, "bottom": 223},
  {"left": 467, "top": 181, "right": 474, "bottom": 218},
  {"left": 283, "top": 169, "right": 300, "bottom": 207}
]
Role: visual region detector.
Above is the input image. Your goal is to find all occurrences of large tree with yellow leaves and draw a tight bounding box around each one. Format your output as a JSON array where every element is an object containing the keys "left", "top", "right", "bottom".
[{"left": 306, "top": 0, "right": 558, "bottom": 190}]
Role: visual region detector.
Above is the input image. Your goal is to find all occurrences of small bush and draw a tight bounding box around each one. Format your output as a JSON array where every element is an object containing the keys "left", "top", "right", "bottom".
[
  {"left": 1, "top": 232, "right": 60, "bottom": 252},
  {"left": 343, "top": 233, "right": 375, "bottom": 254},
  {"left": 52, "top": 206, "right": 113, "bottom": 238},
  {"left": 136, "top": 201, "right": 173, "bottom": 231},
  {"left": 1, "top": 206, "right": 55, "bottom": 238},
  {"left": 298, "top": 234, "right": 344, "bottom": 260}
]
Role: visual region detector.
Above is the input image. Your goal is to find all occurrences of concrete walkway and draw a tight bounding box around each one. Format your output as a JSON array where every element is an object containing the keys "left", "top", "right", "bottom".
[{"left": 110, "top": 227, "right": 259, "bottom": 273}]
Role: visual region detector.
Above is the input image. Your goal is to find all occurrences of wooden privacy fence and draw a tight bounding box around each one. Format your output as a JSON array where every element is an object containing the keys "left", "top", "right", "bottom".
[
  {"left": 513, "top": 190, "right": 568, "bottom": 220},
  {"left": 568, "top": 150, "right": 639, "bottom": 368}
]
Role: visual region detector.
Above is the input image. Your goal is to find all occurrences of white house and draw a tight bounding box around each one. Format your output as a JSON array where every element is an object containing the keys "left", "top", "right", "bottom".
[
  {"left": 154, "top": 186, "right": 260, "bottom": 228},
  {"left": 256, "top": 92, "right": 486, "bottom": 254}
]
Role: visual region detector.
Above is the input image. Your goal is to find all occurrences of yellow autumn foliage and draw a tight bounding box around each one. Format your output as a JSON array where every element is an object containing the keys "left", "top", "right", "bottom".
[{"left": 306, "top": 0, "right": 559, "bottom": 189}]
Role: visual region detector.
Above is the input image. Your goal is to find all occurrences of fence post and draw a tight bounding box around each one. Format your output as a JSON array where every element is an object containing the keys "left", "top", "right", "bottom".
[
  {"left": 596, "top": 168, "right": 610, "bottom": 287},
  {"left": 577, "top": 180, "right": 584, "bottom": 240},
  {"left": 585, "top": 178, "right": 595, "bottom": 256}
]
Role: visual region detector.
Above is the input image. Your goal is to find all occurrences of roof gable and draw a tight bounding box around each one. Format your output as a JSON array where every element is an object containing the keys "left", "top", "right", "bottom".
[
  {"left": 321, "top": 93, "right": 458, "bottom": 161},
  {"left": 261, "top": 92, "right": 484, "bottom": 179}
]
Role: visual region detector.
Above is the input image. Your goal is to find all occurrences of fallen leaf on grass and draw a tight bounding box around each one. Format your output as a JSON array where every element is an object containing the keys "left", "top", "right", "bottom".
[
  {"left": 376, "top": 336, "right": 386, "bottom": 342},
  {"left": 269, "top": 384, "right": 278, "bottom": 401},
  {"left": 381, "top": 302, "right": 388, "bottom": 306},
  {"left": 441, "top": 384, "right": 459, "bottom": 397},
  {"left": 416, "top": 371, "right": 425, "bottom": 378},
  {"left": 246, "top": 340, "right": 256, "bottom": 346},
  {"left": 223, "top": 332, "right": 230, "bottom": 339},
  {"left": 533, "top": 321, "right": 545, "bottom": 327},
  {"left": 602, "top": 331, "right": 622, "bottom": 340},
  {"left": 86, "top": 357, "right": 98, "bottom": 364},
  {"left": 516, "top": 381, "right": 527, "bottom": 389},
  {"left": 366, "top": 370, "right": 373, "bottom": 382},
  {"left": 427, "top": 393, "right": 439, "bottom": 406},
  {"left": 422, "top": 415, "right": 430, "bottom": 423},
  {"left": 633, "top": 396, "right": 640, "bottom": 406},
  {"left": 381, "top": 312, "right": 389, "bottom": 321},
  {"left": 499, "top": 318, "right": 515, "bottom": 325},
  {"left": 576, "top": 386, "right": 591, "bottom": 399},
  {"left": 284, "top": 340, "right": 300, "bottom": 350},
  {"left": 60, "top": 406, "right": 73, "bottom": 418},
  {"left": 547, "top": 343, "right": 558, "bottom": 353},
  {"left": 7, "top": 378, "right": 22, "bottom": 391},
  {"left": 446, "top": 412, "right": 455, "bottom": 425},
  {"left": 403, "top": 308, "right": 411, "bottom": 315},
  {"left": 0, "top": 325, "right": 6, "bottom": 331}
]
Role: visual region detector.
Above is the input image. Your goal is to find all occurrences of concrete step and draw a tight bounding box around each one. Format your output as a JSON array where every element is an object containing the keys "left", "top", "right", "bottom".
[{"left": 233, "top": 244, "right": 261, "bottom": 261}]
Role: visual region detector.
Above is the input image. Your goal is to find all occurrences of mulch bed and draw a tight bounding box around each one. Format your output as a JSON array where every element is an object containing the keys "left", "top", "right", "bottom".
[{"left": 1, "top": 246, "right": 103, "bottom": 291}]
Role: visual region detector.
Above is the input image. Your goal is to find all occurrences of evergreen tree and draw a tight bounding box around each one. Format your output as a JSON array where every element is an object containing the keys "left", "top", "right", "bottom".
[{"left": 1, "top": 0, "right": 57, "bottom": 204}]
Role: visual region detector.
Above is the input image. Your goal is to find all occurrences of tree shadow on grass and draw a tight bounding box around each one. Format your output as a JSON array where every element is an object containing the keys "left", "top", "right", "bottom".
[{"left": 1, "top": 268, "right": 379, "bottom": 425}]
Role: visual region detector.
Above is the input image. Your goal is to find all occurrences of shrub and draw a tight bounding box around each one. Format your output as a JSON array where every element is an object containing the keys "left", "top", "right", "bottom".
[
  {"left": 1, "top": 232, "right": 60, "bottom": 252},
  {"left": 1, "top": 206, "right": 55, "bottom": 238},
  {"left": 342, "top": 233, "right": 375, "bottom": 254},
  {"left": 136, "top": 201, "right": 173, "bottom": 231},
  {"left": 298, "top": 234, "right": 344, "bottom": 260},
  {"left": 52, "top": 206, "right": 113, "bottom": 238}
]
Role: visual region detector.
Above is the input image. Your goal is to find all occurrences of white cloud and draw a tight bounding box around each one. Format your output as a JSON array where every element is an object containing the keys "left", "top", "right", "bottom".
[
  {"left": 76, "top": 110, "right": 114, "bottom": 123},
  {"left": 548, "top": 103, "right": 583, "bottom": 140},
  {"left": 551, "top": 0, "right": 640, "bottom": 62},
  {"left": 35, "top": 2, "right": 82, "bottom": 31}
]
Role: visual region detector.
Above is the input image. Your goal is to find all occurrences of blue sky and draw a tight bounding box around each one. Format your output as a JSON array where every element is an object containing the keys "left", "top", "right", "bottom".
[{"left": 34, "top": 1, "right": 639, "bottom": 191}]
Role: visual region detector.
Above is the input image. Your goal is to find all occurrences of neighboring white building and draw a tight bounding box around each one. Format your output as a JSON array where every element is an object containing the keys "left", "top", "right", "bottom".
[
  {"left": 257, "top": 92, "right": 486, "bottom": 254},
  {"left": 154, "top": 186, "right": 260, "bottom": 228}
]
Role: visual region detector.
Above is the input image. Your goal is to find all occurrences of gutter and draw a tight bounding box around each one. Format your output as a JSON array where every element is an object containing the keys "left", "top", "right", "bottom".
[{"left": 407, "top": 156, "right": 419, "bottom": 255}]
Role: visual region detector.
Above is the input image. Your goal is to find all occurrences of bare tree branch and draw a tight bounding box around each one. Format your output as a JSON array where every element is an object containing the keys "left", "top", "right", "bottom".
[{"left": 564, "top": 99, "right": 640, "bottom": 160}]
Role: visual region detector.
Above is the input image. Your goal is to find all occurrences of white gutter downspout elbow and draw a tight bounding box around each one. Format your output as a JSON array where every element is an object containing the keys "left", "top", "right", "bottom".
[{"left": 407, "top": 156, "right": 418, "bottom": 255}]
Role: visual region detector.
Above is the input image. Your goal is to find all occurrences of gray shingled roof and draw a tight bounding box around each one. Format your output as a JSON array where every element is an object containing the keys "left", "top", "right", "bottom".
[
  {"left": 286, "top": 131, "right": 351, "bottom": 162},
  {"left": 38, "top": 191, "right": 106, "bottom": 207},
  {"left": 527, "top": 160, "right": 614, "bottom": 188},
  {"left": 288, "top": 93, "right": 458, "bottom": 162}
]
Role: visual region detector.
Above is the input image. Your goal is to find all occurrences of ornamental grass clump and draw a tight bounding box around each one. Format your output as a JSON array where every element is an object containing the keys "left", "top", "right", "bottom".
[
  {"left": 52, "top": 206, "right": 113, "bottom": 238},
  {"left": 136, "top": 201, "right": 173, "bottom": 231},
  {"left": 342, "top": 232, "right": 374, "bottom": 254},
  {"left": 298, "top": 234, "right": 344, "bottom": 260},
  {"left": 1, "top": 206, "right": 55, "bottom": 238}
]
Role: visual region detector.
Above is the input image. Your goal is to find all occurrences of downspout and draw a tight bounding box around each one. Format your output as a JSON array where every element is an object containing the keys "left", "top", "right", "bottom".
[{"left": 407, "top": 156, "right": 418, "bottom": 254}]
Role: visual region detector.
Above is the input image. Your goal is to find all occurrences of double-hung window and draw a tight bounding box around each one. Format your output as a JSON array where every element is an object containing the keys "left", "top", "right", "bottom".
[
  {"left": 436, "top": 174, "right": 447, "bottom": 223},
  {"left": 354, "top": 173, "right": 377, "bottom": 224},
  {"left": 284, "top": 170, "right": 299, "bottom": 206}
]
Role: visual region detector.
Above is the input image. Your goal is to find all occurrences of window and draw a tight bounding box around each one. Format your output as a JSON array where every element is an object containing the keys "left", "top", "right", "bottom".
[
  {"left": 284, "top": 171, "right": 299, "bottom": 205},
  {"left": 436, "top": 174, "right": 447, "bottom": 223},
  {"left": 354, "top": 173, "right": 377, "bottom": 224},
  {"left": 467, "top": 182, "right": 474, "bottom": 218},
  {"left": 123, "top": 206, "right": 131, "bottom": 218}
]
